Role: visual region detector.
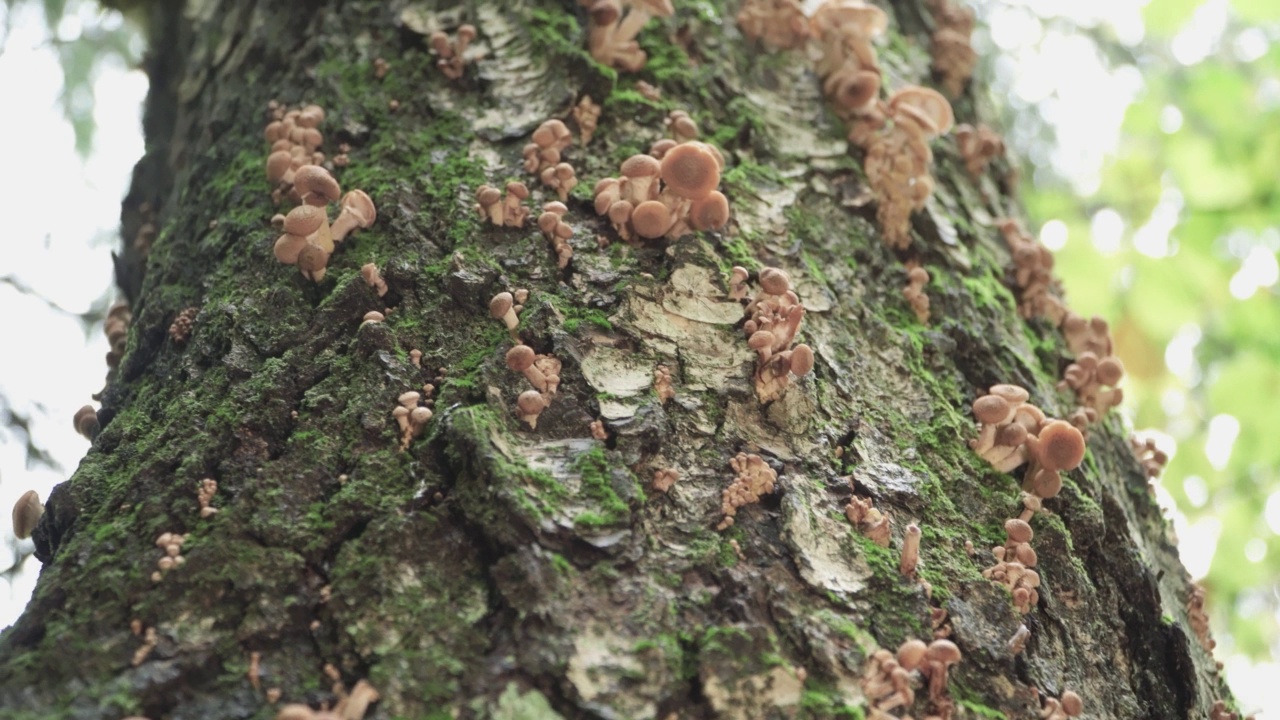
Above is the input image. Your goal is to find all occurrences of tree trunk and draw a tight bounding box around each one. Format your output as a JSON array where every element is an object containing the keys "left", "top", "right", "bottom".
[{"left": 0, "top": 1, "right": 1228, "bottom": 719}]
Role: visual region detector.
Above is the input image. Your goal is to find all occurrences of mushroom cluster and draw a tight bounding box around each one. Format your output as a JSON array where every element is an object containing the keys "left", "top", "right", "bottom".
[
  {"left": 391, "top": 391, "right": 433, "bottom": 451},
  {"left": 11, "top": 490, "right": 43, "bottom": 540},
  {"left": 982, "top": 519, "right": 1041, "bottom": 614},
  {"left": 736, "top": 0, "right": 810, "bottom": 50},
  {"left": 197, "top": 478, "right": 219, "bottom": 519},
  {"left": 997, "top": 219, "right": 1065, "bottom": 322},
  {"left": 152, "top": 531, "right": 188, "bottom": 582},
  {"left": 653, "top": 467, "right": 679, "bottom": 493},
  {"left": 429, "top": 24, "right": 477, "bottom": 80},
  {"left": 955, "top": 123, "right": 1004, "bottom": 181},
  {"left": 168, "top": 306, "right": 197, "bottom": 344},
  {"left": 1130, "top": 436, "right": 1169, "bottom": 479},
  {"left": 572, "top": 96, "right": 601, "bottom": 146},
  {"left": 1188, "top": 583, "right": 1215, "bottom": 653},
  {"left": 1039, "top": 690, "right": 1084, "bottom": 720},
  {"left": 1058, "top": 350, "right": 1124, "bottom": 423},
  {"left": 904, "top": 264, "right": 930, "bottom": 322},
  {"left": 584, "top": 0, "right": 674, "bottom": 72},
  {"left": 105, "top": 300, "right": 131, "bottom": 368},
  {"left": 969, "top": 384, "right": 1086, "bottom": 501},
  {"left": 727, "top": 266, "right": 750, "bottom": 300},
  {"left": 475, "top": 182, "right": 531, "bottom": 228},
  {"left": 811, "top": 0, "right": 888, "bottom": 141},
  {"left": 505, "top": 343, "right": 562, "bottom": 430},
  {"left": 926, "top": 0, "right": 977, "bottom": 98},
  {"left": 537, "top": 202, "right": 574, "bottom": 268},
  {"left": 861, "top": 638, "right": 962, "bottom": 719},
  {"left": 742, "top": 268, "right": 815, "bottom": 402},
  {"left": 524, "top": 119, "right": 572, "bottom": 172},
  {"left": 593, "top": 139, "right": 730, "bottom": 242},
  {"left": 864, "top": 87, "right": 956, "bottom": 250},
  {"left": 264, "top": 103, "right": 328, "bottom": 206},
  {"left": 272, "top": 167, "right": 377, "bottom": 283},
  {"left": 653, "top": 363, "right": 675, "bottom": 403},
  {"left": 845, "top": 492, "right": 890, "bottom": 546},
  {"left": 717, "top": 452, "right": 777, "bottom": 530}
]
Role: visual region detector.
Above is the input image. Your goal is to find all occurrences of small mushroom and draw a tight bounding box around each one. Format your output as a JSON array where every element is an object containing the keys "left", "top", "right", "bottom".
[
  {"left": 516, "top": 390, "right": 548, "bottom": 429},
  {"left": 505, "top": 345, "right": 548, "bottom": 392},
  {"left": 331, "top": 190, "right": 377, "bottom": 243},
  {"left": 11, "top": 490, "right": 43, "bottom": 539},
  {"left": 489, "top": 292, "right": 520, "bottom": 341}
]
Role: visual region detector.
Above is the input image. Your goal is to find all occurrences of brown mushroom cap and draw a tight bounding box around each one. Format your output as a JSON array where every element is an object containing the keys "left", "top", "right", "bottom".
[
  {"left": 293, "top": 165, "right": 342, "bottom": 205},
  {"left": 266, "top": 151, "right": 293, "bottom": 183},
  {"left": 273, "top": 234, "right": 309, "bottom": 265},
  {"left": 532, "top": 119, "right": 570, "bottom": 148},
  {"left": 989, "top": 384, "right": 1030, "bottom": 405},
  {"left": 621, "top": 154, "right": 661, "bottom": 179},
  {"left": 1036, "top": 420, "right": 1086, "bottom": 471},
  {"left": 926, "top": 639, "right": 962, "bottom": 663},
  {"left": 659, "top": 143, "right": 721, "bottom": 200},
  {"left": 340, "top": 189, "right": 377, "bottom": 225},
  {"left": 517, "top": 390, "right": 547, "bottom": 414},
  {"left": 790, "top": 344, "right": 815, "bottom": 376},
  {"left": 690, "top": 191, "right": 730, "bottom": 231},
  {"left": 631, "top": 200, "right": 673, "bottom": 239},
  {"left": 996, "top": 423, "right": 1028, "bottom": 447},
  {"left": 748, "top": 330, "right": 775, "bottom": 351},
  {"left": 1096, "top": 356, "right": 1125, "bottom": 386},
  {"left": 506, "top": 181, "right": 530, "bottom": 199},
  {"left": 506, "top": 345, "right": 537, "bottom": 372},
  {"left": 477, "top": 186, "right": 502, "bottom": 206},
  {"left": 590, "top": 0, "right": 622, "bottom": 26},
  {"left": 489, "top": 292, "right": 515, "bottom": 319},
  {"left": 1060, "top": 691, "right": 1084, "bottom": 716},
  {"left": 972, "top": 395, "right": 1011, "bottom": 424},
  {"left": 12, "top": 489, "right": 42, "bottom": 540},
  {"left": 832, "top": 70, "right": 881, "bottom": 112},
  {"left": 297, "top": 244, "right": 329, "bottom": 274},
  {"left": 888, "top": 86, "right": 955, "bottom": 136},
  {"left": 896, "top": 639, "right": 928, "bottom": 670},
  {"left": 758, "top": 267, "right": 791, "bottom": 295},
  {"left": 1004, "top": 518, "right": 1033, "bottom": 544},
  {"left": 283, "top": 205, "right": 326, "bottom": 236}
]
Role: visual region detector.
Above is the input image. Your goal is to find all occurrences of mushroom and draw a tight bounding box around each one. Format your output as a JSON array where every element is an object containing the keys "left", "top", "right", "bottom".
[
  {"left": 900, "top": 523, "right": 921, "bottom": 577},
  {"left": 659, "top": 142, "right": 721, "bottom": 200},
  {"left": 331, "top": 190, "right": 377, "bottom": 243},
  {"left": 73, "top": 405, "right": 99, "bottom": 440},
  {"left": 489, "top": 292, "right": 520, "bottom": 341},
  {"left": 516, "top": 390, "right": 548, "bottom": 429},
  {"left": 11, "top": 490, "right": 43, "bottom": 540},
  {"left": 505, "top": 345, "right": 548, "bottom": 392},
  {"left": 297, "top": 244, "right": 330, "bottom": 282},
  {"left": 1023, "top": 420, "right": 1086, "bottom": 499},
  {"left": 293, "top": 165, "right": 342, "bottom": 207},
  {"left": 283, "top": 204, "right": 333, "bottom": 253}
]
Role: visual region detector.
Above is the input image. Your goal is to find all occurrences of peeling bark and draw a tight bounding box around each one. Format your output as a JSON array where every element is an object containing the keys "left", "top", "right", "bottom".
[{"left": 0, "top": 1, "right": 1230, "bottom": 719}]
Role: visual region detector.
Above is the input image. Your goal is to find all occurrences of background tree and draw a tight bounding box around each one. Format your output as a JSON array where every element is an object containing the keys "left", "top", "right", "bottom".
[{"left": 0, "top": 0, "right": 1267, "bottom": 718}]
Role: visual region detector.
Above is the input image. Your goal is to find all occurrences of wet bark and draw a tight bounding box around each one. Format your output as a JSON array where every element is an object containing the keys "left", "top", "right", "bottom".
[{"left": 0, "top": 0, "right": 1231, "bottom": 718}]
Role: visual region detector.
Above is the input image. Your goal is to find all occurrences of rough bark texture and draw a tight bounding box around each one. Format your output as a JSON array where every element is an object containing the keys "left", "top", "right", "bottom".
[{"left": 0, "top": 1, "right": 1233, "bottom": 719}]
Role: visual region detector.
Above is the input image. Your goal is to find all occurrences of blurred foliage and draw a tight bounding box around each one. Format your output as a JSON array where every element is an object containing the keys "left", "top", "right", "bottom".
[
  {"left": 987, "top": 0, "right": 1280, "bottom": 659},
  {"left": 1, "top": 0, "right": 139, "bottom": 153}
]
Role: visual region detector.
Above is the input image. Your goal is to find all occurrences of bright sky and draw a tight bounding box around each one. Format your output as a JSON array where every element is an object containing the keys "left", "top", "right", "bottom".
[
  {"left": 0, "top": 0, "right": 146, "bottom": 623},
  {"left": 0, "top": 0, "right": 1274, "bottom": 716}
]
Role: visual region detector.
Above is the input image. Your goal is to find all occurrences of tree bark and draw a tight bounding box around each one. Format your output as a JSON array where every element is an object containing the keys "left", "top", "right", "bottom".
[{"left": 0, "top": 1, "right": 1229, "bottom": 719}]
